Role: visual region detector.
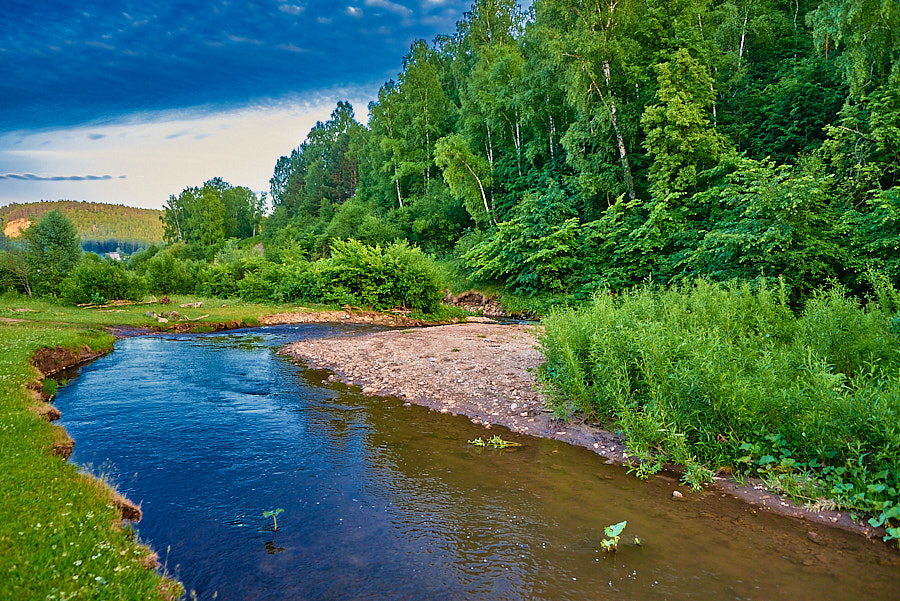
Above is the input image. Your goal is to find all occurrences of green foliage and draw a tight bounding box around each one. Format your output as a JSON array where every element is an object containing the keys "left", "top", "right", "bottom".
[
  {"left": 321, "top": 198, "right": 402, "bottom": 248},
  {"left": 601, "top": 520, "right": 627, "bottom": 552},
  {"left": 236, "top": 258, "right": 285, "bottom": 303},
  {"left": 163, "top": 179, "right": 264, "bottom": 251},
  {"left": 23, "top": 210, "right": 82, "bottom": 297},
  {"left": 142, "top": 247, "right": 197, "bottom": 295},
  {"left": 641, "top": 49, "right": 729, "bottom": 199},
  {"left": 318, "top": 239, "right": 443, "bottom": 313},
  {"left": 689, "top": 158, "right": 844, "bottom": 298},
  {"left": 465, "top": 181, "right": 581, "bottom": 295},
  {"left": 434, "top": 133, "right": 493, "bottom": 224},
  {"left": 539, "top": 279, "right": 900, "bottom": 518},
  {"left": 262, "top": 508, "right": 284, "bottom": 531},
  {"left": 468, "top": 435, "right": 522, "bottom": 449},
  {"left": 62, "top": 255, "right": 145, "bottom": 305}
]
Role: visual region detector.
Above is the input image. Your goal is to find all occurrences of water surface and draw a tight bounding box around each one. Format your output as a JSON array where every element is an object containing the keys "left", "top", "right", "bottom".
[{"left": 56, "top": 325, "right": 900, "bottom": 600}]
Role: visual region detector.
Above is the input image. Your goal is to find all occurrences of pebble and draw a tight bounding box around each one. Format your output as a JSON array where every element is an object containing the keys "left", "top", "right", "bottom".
[
  {"left": 672, "top": 490, "right": 685, "bottom": 500},
  {"left": 806, "top": 531, "right": 826, "bottom": 546}
]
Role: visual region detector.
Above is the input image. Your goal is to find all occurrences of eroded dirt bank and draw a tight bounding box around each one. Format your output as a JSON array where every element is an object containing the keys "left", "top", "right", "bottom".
[{"left": 281, "top": 321, "right": 889, "bottom": 543}]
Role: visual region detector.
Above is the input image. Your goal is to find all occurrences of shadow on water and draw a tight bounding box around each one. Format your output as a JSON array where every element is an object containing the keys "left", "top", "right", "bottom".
[{"left": 54, "top": 324, "right": 900, "bottom": 601}]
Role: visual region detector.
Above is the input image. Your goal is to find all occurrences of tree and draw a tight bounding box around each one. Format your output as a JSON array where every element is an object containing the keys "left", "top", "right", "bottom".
[
  {"left": 434, "top": 134, "right": 494, "bottom": 224},
  {"left": 641, "top": 48, "right": 729, "bottom": 199},
  {"left": 0, "top": 235, "right": 32, "bottom": 296},
  {"left": 23, "top": 210, "right": 81, "bottom": 297}
]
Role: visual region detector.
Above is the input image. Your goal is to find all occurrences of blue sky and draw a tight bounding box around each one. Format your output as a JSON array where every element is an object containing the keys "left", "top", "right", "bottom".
[{"left": 0, "top": 0, "right": 475, "bottom": 209}]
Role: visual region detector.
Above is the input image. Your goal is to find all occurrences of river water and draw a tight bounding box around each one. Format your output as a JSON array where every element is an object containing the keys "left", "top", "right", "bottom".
[{"left": 55, "top": 325, "right": 900, "bottom": 600}]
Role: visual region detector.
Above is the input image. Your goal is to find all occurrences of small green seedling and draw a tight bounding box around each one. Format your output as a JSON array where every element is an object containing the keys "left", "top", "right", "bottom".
[
  {"left": 600, "top": 520, "right": 627, "bottom": 552},
  {"left": 263, "top": 508, "right": 284, "bottom": 531},
  {"left": 468, "top": 435, "right": 522, "bottom": 449}
]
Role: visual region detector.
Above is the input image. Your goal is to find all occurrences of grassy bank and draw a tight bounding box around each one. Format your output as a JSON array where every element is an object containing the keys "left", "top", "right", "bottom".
[
  {"left": 0, "top": 293, "right": 299, "bottom": 599},
  {"left": 539, "top": 279, "right": 900, "bottom": 546},
  {"left": 0, "top": 321, "right": 178, "bottom": 599}
]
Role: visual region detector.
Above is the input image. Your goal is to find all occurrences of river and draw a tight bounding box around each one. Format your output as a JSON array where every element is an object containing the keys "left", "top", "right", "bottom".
[{"left": 55, "top": 324, "right": 900, "bottom": 600}]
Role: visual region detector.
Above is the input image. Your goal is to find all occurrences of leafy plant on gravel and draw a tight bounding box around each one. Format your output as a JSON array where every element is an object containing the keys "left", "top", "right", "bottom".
[{"left": 468, "top": 435, "right": 522, "bottom": 449}]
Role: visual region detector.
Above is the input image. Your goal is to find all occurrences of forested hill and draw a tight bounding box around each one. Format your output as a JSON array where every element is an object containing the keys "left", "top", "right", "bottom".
[{"left": 0, "top": 201, "right": 164, "bottom": 253}]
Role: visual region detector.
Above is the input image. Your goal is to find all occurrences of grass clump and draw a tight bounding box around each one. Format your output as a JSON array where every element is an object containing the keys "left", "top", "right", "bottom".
[{"left": 539, "top": 278, "right": 900, "bottom": 544}]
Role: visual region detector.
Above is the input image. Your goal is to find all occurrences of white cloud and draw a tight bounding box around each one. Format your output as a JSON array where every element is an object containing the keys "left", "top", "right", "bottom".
[
  {"left": 364, "top": 0, "right": 413, "bottom": 17},
  {"left": 0, "top": 89, "right": 378, "bottom": 209},
  {"left": 276, "top": 43, "right": 307, "bottom": 53},
  {"left": 278, "top": 4, "right": 305, "bottom": 15},
  {"left": 345, "top": 6, "right": 364, "bottom": 17},
  {"left": 225, "top": 34, "right": 264, "bottom": 44}
]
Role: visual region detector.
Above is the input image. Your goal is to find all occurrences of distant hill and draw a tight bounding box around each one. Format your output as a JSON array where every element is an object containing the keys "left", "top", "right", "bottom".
[{"left": 0, "top": 201, "right": 164, "bottom": 254}]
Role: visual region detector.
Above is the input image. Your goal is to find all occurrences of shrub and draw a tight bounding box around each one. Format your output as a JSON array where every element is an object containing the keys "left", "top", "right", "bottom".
[
  {"left": 61, "top": 256, "right": 144, "bottom": 304},
  {"left": 236, "top": 258, "right": 284, "bottom": 302},
  {"left": 143, "top": 249, "right": 196, "bottom": 295},
  {"left": 318, "top": 239, "right": 443, "bottom": 313}
]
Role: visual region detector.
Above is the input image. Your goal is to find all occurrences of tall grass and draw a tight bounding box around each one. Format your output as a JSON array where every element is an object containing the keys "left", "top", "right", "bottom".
[{"left": 539, "top": 279, "right": 900, "bottom": 543}]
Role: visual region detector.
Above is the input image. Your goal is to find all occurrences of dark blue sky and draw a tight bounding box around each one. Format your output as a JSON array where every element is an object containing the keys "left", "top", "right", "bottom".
[{"left": 0, "top": 0, "right": 473, "bottom": 133}]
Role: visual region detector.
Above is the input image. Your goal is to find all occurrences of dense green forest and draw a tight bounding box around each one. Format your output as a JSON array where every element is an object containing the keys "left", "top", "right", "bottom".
[
  {"left": 256, "top": 0, "right": 898, "bottom": 302},
  {"left": 0, "top": 200, "right": 164, "bottom": 254}
]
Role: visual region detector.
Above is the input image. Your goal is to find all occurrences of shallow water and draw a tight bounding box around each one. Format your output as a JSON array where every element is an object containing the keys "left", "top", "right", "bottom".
[{"left": 56, "top": 325, "right": 900, "bottom": 601}]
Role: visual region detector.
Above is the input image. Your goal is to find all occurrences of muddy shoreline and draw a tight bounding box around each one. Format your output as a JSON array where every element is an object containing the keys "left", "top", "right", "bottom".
[{"left": 280, "top": 320, "right": 889, "bottom": 544}]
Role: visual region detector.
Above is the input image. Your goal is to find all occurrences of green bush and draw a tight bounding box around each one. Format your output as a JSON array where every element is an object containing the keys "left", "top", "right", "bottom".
[
  {"left": 198, "top": 263, "right": 240, "bottom": 298},
  {"left": 319, "top": 239, "right": 443, "bottom": 313},
  {"left": 275, "top": 262, "right": 324, "bottom": 304},
  {"left": 539, "top": 278, "right": 900, "bottom": 532},
  {"left": 61, "top": 255, "right": 144, "bottom": 304},
  {"left": 143, "top": 248, "right": 195, "bottom": 295},
  {"left": 236, "top": 258, "right": 284, "bottom": 302}
]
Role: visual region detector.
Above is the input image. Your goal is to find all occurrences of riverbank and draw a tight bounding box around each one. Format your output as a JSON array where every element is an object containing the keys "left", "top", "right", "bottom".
[
  {"left": 0, "top": 320, "right": 181, "bottom": 600},
  {"left": 281, "top": 321, "right": 887, "bottom": 542},
  {"left": 0, "top": 294, "right": 309, "bottom": 600}
]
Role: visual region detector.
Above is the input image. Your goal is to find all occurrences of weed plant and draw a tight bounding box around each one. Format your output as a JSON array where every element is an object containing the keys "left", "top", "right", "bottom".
[{"left": 539, "top": 278, "right": 900, "bottom": 544}]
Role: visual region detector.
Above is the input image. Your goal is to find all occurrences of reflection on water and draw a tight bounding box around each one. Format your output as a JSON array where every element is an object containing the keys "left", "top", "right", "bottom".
[{"left": 56, "top": 325, "right": 900, "bottom": 601}]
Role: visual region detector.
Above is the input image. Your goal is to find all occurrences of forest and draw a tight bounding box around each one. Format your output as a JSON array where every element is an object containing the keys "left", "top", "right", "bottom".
[
  {"left": 1, "top": 0, "right": 899, "bottom": 543},
  {"left": 256, "top": 0, "right": 899, "bottom": 305}
]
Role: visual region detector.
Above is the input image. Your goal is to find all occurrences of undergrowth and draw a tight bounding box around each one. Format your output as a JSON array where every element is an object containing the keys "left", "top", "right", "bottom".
[{"left": 539, "top": 277, "right": 900, "bottom": 545}]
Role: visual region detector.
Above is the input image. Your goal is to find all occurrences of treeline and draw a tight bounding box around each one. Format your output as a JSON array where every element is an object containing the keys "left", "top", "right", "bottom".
[
  {"left": 260, "top": 0, "right": 898, "bottom": 302},
  {"left": 0, "top": 200, "right": 165, "bottom": 253}
]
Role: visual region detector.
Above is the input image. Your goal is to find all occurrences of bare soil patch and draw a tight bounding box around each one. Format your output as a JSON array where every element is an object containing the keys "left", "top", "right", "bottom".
[{"left": 262, "top": 308, "right": 465, "bottom": 328}]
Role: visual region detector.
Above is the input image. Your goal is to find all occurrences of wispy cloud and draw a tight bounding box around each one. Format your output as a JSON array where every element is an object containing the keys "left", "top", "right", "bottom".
[
  {"left": 345, "top": 6, "right": 364, "bottom": 17},
  {"left": 364, "top": 0, "right": 413, "bottom": 17},
  {"left": 278, "top": 4, "right": 305, "bottom": 15},
  {"left": 0, "top": 173, "right": 122, "bottom": 181},
  {"left": 277, "top": 43, "right": 307, "bottom": 53}
]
